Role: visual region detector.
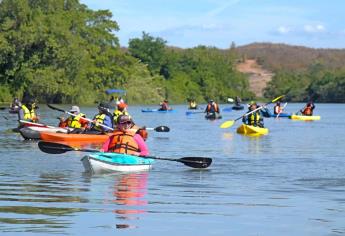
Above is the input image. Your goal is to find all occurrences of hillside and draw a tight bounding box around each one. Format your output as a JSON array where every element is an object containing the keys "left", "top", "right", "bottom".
[{"left": 236, "top": 59, "right": 273, "bottom": 98}]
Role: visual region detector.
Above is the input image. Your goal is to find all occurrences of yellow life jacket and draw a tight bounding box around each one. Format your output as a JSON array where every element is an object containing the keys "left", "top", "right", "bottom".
[
  {"left": 113, "top": 110, "right": 129, "bottom": 124},
  {"left": 248, "top": 112, "right": 261, "bottom": 126},
  {"left": 21, "top": 105, "right": 37, "bottom": 121},
  {"left": 190, "top": 101, "right": 197, "bottom": 109},
  {"left": 93, "top": 113, "right": 106, "bottom": 131},
  {"left": 66, "top": 113, "right": 86, "bottom": 128}
]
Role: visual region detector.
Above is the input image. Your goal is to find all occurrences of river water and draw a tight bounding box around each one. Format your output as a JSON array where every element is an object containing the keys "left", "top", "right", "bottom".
[{"left": 0, "top": 103, "right": 344, "bottom": 236}]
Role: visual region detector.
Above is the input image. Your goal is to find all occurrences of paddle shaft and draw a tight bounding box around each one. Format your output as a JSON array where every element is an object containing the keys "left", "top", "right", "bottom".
[{"left": 19, "top": 120, "right": 68, "bottom": 129}]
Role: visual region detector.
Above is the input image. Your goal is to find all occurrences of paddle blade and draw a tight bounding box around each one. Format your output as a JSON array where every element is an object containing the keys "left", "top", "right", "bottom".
[
  {"left": 220, "top": 120, "right": 235, "bottom": 129},
  {"left": 179, "top": 157, "right": 212, "bottom": 168},
  {"left": 271, "top": 95, "right": 285, "bottom": 103},
  {"left": 38, "top": 141, "right": 72, "bottom": 154},
  {"left": 154, "top": 126, "right": 170, "bottom": 132}
]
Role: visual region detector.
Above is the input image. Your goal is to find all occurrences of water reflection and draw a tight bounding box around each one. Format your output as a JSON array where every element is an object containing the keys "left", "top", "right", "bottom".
[{"left": 110, "top": 173, "right": 148, "bottom": 229}]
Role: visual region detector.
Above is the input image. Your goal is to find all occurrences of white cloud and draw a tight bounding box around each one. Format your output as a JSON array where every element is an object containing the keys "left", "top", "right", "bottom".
[
  {"left": 277, "top": 26, "right": 290, "bottom": 34},
  {"left": 304, "top": 24, "right": 325, "bottom": 33}
]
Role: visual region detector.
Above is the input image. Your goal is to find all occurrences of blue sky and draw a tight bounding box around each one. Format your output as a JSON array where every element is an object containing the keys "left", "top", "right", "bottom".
[{"left": 80, "top": 0, "right": 345, "bottom": 49}]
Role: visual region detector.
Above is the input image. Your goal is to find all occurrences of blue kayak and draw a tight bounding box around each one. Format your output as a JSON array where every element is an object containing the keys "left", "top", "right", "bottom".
[
  {"left": 81, "top": 152, "right": 154, "bottom": 173},
  {"left": 232, "top": 105, "right": 244, "bottom": 110},
  {"left": 261, "top": 108, "right": 291, "bottom": 118},
  {"left": 141, "top": 108, "right": 175, "bottom": 113}
]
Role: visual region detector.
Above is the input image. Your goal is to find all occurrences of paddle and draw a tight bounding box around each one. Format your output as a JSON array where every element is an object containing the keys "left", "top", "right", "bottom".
[
  {"left": 38, "top": 141, "right": 212, "bottom": 169},
  {"left": 145, "top": 126, "right": 170, "bottom": 132},
  {"left": 48, "top": 104, "right": 170, "bottom": 133},
  {"left": 276, "top": 102, "right": 288, "bottom": 119},
  {"left": 220, "top": 95, "right": 285, "bottom": 128}
]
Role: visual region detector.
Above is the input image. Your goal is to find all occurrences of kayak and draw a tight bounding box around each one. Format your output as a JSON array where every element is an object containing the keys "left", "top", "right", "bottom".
[
  {"left": 40, "top": 132, "right": 112, "bottom": 143},
  {"left": 81, "top": 152, "right": 154, "bottom": 173},
  {"left": 185, "top": 110, "right": 204, "bottom": 115},
  {"left": 290, "top": 114, "right": 321, "bottom": 121},
  {"left": 205, "top": 113, "right": 222, "bottom": 120},
  {"left": 261, "top": 108, "right": 291, "bottom": 118},
  {"left": 232, "top": 105, "right": 244, "bottom": 110},
  {"left": 236, "top": 124, "right": 269, "bottom": 136},
  {"left": 141, "top": 108, "right": 175, "bottom": 113},
  {"left": 19, "top": 126, "right": 70, "bottom": 140}
]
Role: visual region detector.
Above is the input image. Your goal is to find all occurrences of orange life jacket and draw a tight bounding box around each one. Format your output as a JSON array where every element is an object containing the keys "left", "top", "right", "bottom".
[
  {"left": 206, "top": 103, "right": 219, "bottom": 113},
  {"left": 302, "top": 106, "right": 312, "bottom": 116},
  {"left": 130, "top": 125, "right": 148, "bottom": 141},
  {"left": 274, "top": 105, "right": 283, "bottom": 114},
  {"left": 107, "top": 130, "right": 140, "bottom": 155}
]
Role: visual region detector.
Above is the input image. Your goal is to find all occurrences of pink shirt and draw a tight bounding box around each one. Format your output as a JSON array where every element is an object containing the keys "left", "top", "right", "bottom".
[{"left": 101, "top": 133, "right": 149, "bottom": 156}]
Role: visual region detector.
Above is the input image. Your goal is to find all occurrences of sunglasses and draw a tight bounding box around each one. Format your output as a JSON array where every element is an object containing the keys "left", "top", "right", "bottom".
[{"left": 119, "top": 121, "right": 131, "bottom": 125}]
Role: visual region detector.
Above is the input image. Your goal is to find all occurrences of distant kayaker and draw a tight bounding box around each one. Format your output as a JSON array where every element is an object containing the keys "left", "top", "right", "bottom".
[
  {"left": 188, "top": 99, "right": 198, "bottom": 110},
  {"left": 205, "top": 99, "right": 220, "bottom": 114},
  {"left": 58, "top": 106, "right": 88, "bottom": 133},
  {"left": 159, "top": 99, "right": 171, "bottom": 111},
  {"left": 101, "top": 115, "right": 149, "bottom": 156},
  {"left": 235, "top": 96, "right": 242, "bottom": 106},
  {"left": 242, "top": 101, "right": 264, "bottom": 127},
  {"left": 18, "top": 98, "right": 39, "bottom": 123},
  {"left": 113, "top": 102, "right": 130, "bottom": 125},
  {"left": 300, "top": 101, "right": 315, "bottom": 116},
  {"left": 273, "top": 101, "right": 283, "bottom": 115},
  {"left": 86, "top": 102, "right": 113, "bottom": 134}
]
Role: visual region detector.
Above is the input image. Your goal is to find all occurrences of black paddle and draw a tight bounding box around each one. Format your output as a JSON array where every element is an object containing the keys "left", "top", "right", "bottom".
[
  {"left": 47, "top": 104, "right": 170, "bottom": 133},
  {"left": 38, "top": 141, "right": 212, "bottom": 169}
]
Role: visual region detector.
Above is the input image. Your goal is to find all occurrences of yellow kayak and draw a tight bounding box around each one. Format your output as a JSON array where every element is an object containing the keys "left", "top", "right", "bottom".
[
  {"left": 290, "top": 114, "right": 321, "bottom": 121},
  {"left": 236, "top": 124, "right": 269, "bottom": 136}
]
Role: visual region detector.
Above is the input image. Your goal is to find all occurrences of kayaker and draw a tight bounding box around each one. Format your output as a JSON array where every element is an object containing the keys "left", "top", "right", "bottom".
[
  {"left": 113, "top": 102, "right": 130, "bottom": 125},
  {"left": 58, "top": 106, "right": 88, "bottom": 133},
  {"left": 188, "top": 99, "right": 198, "bottom": 110},
  {"left": 273, "top": 101, "right": 283, "bottom": 115},
  {"left": 205, "top": 99, "right": 220, "bottom": 114},
  {"left": 18, "top": 98, "right": 40, "bottom": 123},
  {"left": 159, "top": 99, "right": 171, "bottom": 111},
  {"left": 300, "top": 101, "right": 315, "bottom": 116},
  {"left": 101, "top": 115, "right": 149, "bottom": 156},
  {"left": 235, "top": 96, "right": 242, "bottom": 106},
  {"left": 242, "top": 101, "right": 264, "bottom": 127},
  {"left": 86, "top": 102, "right": 113, "bottom": 134}
]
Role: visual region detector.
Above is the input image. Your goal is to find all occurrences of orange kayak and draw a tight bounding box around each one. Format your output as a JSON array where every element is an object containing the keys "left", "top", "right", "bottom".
[{"left": 40, "top": 132, "right": 112, "bottom": 143}]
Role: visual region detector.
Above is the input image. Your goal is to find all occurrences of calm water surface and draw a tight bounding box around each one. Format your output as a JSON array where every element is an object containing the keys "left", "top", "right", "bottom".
[{"left": 0, "top": 103, "right": 344, "bottom": 236}]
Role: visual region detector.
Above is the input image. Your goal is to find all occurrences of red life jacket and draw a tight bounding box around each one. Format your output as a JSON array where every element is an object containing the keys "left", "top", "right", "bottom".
[{"left": 302, "top": 106, "right": 312, "bottom": 116}]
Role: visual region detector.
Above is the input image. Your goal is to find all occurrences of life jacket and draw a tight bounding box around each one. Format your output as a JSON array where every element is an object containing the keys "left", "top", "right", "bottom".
[
  {"left": 129, "top": 125, "right": 148, "bottom": 141},
  {"left": 66, "top": 113, "right": 86, "bottom": 128},
  {"left": 247, "top": 111, "right": 261, "bottom": 126},
  {"left": 302, "top": 106, "right": 312, "bottom": 116},
  {"left": 113, "top": 109, "right": 129, "bottom": 124},
  {"left": 21, "top": 104, "right": 37, "bottom": 121},
  {"left": 161, "top": 102, "right": 169, "bottom": 110},
  {"left": 92, "top": 113, "right": 106, "bottom": 131},
  {"left": 206, "top": 103, "right": 219, "bottom": 113},
  {"left": 107, "top": 130, "right": 140, "bottom": 155},
  {"left": 189, "top": 101, "right": 197, "bottom": 109}
]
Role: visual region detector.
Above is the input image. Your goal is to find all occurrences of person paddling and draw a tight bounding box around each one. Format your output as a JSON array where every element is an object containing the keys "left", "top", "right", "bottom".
[
  {"left": 113, "top": 102, "right": 130, "bottom": 125},
  {"left": 273, "top": 101, "right": 284, "bottom": 115},
  {"left": 158, "top": 99, "right": 171, "bottom": 111},
  {"left": 188, "top": 99, "right": 198, "bottom": 110},
  {"left": 242, "top": 101, "right": 264, "bottom": 127},
  {"left": 58, "top": 106, "right": 88, "bottom": 133},
  {"left": 18, "top": 98, "right": 39, "bottom": 123},
  {"left": 85, "top": 102, "right": 113, "bottom": 134},
  {"left": 300, "top": 101, "right": 315, "bottom": 116},
  {"left": 205, "top": 99, "right": 220, "bottom": 118},
  {"left": 101, "top": 115, "right": 149, "bottom": 156}
]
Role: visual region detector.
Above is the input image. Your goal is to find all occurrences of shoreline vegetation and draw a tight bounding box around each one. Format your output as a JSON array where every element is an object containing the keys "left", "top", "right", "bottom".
[{"left": 1, "top": 1, "right": 344, "bottom": 105}]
